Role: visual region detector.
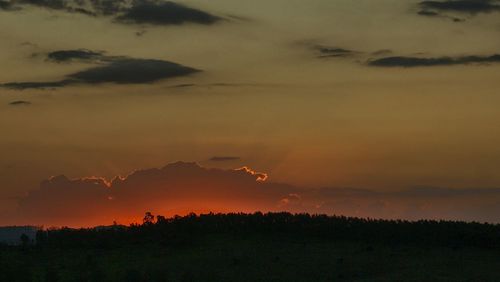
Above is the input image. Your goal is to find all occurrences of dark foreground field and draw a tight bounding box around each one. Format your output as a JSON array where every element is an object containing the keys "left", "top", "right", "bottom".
[{"left": 2, "top": 213, "right": 500, "bottom": 282}]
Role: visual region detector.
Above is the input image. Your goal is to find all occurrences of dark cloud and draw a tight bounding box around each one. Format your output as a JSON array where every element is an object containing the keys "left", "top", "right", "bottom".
[
  {"left": 368, "top": 54, "right": 500, "bottom": 67},
  {"left": 314, "top": 45, "right": 358, "bottom": 58},
  {"left": 419, "top": 0, "right": 500, "bottom": 14},
  {"left": 8, "top": 100, "right": 32, "bottom": 106},
  {"left": 116, "top": 1, "right": 221, "bottom": 26},
  {"left": 1, "top": 50, "right": 200, "bottom": 89},
  {"left": 2, "top": 80, "right": 73, "bottom": 90},
  {"left": 1, "top": 0, "right": 222, "bottom": 26},
  {"left": 12, "top": 161, "right": 500, "bottom": 226},
  {"left": 47, "top": 49, "right": 106, "bottom": 63},
  {"left": 68, "top": 58, "right": 199, "bottom": 84},
  {"left": 0, "top": 0, "right": 108, "bottom": 14},
  {"left": 418, "top": 9, "right": 440, "bottom": 16},
  {"left": 170, "top": 83, "right": 196, "bottom": 88},
  {"left": 417, "top": 0, "right": 500, "bottom": 21},
  {"left": 0, "top": 0, "right": 15, "bottom": 10},
  {"left": 209, "top": 156, "right": 241, "bottom": 162},
  {"left": 1, "top": 0, "right": 96, "bottom": 15},
  {"left": 88, "top": 0, "right": 124, "bottom": 15}
]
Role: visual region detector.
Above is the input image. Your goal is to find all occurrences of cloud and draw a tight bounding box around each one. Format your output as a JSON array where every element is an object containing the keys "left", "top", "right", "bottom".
[
  {"left": 418, "top": 10, "right": 441, "bottom": 16},
  {"left": 67, "top": 58, "right": 199, "bottom": 84},
  {"left": 1, "top": 0, "right": 222, "bottom": 26},
  {"left": 305, "top": 41, "right": 500, "bottom": 69},
  {"left": 314, "top": 45, "right": 357, "bottom": 58},
  {"left": 368, "top": 54, "right": 500, "bottom": 67},
  {"left": 116, "top": 1, "right": 221, "bottom": 26},
  {"left": 2, "top": 80, "right": 73, "bottom": 90},
  {"left": 15, "top": 162, "right": 291, "bottom": 226},
  {"left": 1, "top": 50, "right": 200, "bottom": 89},
  {"left": 1, "top": 0, "right": 96, "bottom": 15},
  {"left": 417, "top": 9, "right": 465, "bottom": 22},
  {"left": 8, "top": 100, "right": 32, "bottom": 106},
  {"left": 209, "top": 156, "right": 241, "bottom": 162},
  {"left": 11, "top": 161, "right": 500, "bottom": 226},
  {"left": 417, "top": 0, "right": 500, "bottom": 21},
  {"left": 419, "top": 0, "right": 500, "bottom": 14},
  {"left": 0, "top": 0, "right": 15, "bottom": 10},
  {"left": 47, "top": 49, "right": 106, "bottom": 63}
]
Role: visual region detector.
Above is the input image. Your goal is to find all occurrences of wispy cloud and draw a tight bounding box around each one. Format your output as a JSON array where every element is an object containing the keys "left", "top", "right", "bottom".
[
  {"left": 8, "top": 100, "right": 32, "bottom": 106},
  {"left": 368, "top": 54, "right": 500, "bottom": 67}
]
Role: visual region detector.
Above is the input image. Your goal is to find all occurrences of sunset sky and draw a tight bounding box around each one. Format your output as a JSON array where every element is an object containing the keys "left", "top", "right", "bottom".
[{"left": 2, "top": 0, "right": 500, "bottom": 226}]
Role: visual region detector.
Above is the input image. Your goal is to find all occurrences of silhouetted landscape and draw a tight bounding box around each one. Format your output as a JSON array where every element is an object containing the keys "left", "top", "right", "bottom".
[
  {"left": 2, "top": 212, "right": 500, "bottom": 281},
  {"left": 3, "top": 0, "right": 500, "bottom": 280}
]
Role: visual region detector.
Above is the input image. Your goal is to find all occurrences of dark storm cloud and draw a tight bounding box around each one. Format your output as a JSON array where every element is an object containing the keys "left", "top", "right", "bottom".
[
  {"left": 419, "top": 0, "right": 500, "bottom": 14},
  {"left": 1, "top": 0, "right": 222, "bottom": 26},
  {"left": 116, "top": 1, "right": 221, "bottom": 25},
  {"left": 8, "top": 100, "right": 32, "bottom": 106},
  {"left": 1, "top": 50, "right": 200, "bottom": 89},
  {"left": 368, "top": 54, "right": 500, "bottom": 67},
  {"left": 209, "top": 156, "right": 241, "bottom": 162},
  {"left": 11, "top": 162, "right": 500, "bottom": 226}
]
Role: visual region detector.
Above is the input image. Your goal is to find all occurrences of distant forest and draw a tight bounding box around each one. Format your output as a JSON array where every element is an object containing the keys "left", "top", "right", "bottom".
[
  {"left": 32, "top": 212, "right": 500, "bottom": 249},
  {"left": 2, "top": 212, "right": 500, "bottom": 281}
]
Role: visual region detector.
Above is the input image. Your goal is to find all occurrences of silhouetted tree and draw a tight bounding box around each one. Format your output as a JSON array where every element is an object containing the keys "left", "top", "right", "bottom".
[
  {"left": 156, "top": 215, "right": 167, "bottom": 224},
  {"left": 143, "top": 212, "right": 155, "bottom": 225}
]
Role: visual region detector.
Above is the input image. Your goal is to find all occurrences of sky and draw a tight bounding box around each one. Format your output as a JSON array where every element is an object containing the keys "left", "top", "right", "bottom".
[{"left": 1, "top": 0, "right": 500, "bottom": 226}]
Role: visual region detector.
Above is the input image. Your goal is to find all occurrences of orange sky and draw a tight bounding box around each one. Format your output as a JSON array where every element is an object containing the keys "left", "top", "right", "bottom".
[{"left": 2, "top": 0, "right": 500, "bottom": 226}]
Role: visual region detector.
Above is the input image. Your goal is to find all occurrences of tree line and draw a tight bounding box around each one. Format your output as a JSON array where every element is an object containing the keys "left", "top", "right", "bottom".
[{"left": 32, "top": 212, "right": 500, "bottom": 250}]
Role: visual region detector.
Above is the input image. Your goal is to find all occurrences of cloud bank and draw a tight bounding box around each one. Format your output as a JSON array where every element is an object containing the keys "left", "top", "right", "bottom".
[{"left": 9, "top": 162, "right": 500, "bottom": 226}]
